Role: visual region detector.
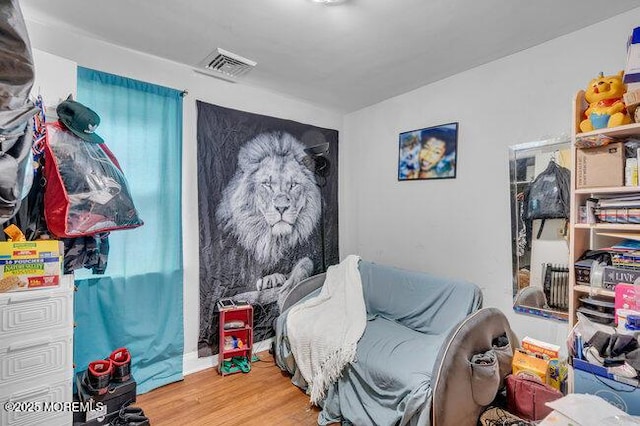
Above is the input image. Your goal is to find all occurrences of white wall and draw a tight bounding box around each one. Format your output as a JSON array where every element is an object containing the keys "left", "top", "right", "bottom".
[
  {"left": 342, "top": 8, "right": 640, "bottom": 348},
  {"left": 32, "top": 49, "right": 76, "bottom": 109},
  {"left": 24, "top": 18, "right": 344, "bottom": 374}
]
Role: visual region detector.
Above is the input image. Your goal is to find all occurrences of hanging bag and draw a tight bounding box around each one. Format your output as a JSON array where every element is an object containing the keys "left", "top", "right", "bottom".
[
  {"left": 43, "top": 122, "right": 143, "bottom": 237},
  {"left": 525, "top": 160, "right": 570, "bottom": 238}
]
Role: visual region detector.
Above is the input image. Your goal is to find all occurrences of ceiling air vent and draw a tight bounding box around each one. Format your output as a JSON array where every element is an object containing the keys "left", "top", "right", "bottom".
[{"left": 197, "top": 48, "right": 256, "bottom": 80}]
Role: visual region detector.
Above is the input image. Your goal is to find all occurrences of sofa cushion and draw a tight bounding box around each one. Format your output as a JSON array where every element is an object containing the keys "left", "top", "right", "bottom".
[
  {"left": 357, "top": 316, "right": 445, "bottom": 387},
  {"left": 319, "top": 316, "right": 447, "bottom": 425},
  {"left": 359, "top": 260, "right": 483, "bottom": 335}
]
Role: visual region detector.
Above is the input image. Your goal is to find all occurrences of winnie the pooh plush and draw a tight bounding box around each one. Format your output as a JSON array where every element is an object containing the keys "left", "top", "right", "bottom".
[{"left": 580, "top": 71, "right": 632, "bottom": 132}]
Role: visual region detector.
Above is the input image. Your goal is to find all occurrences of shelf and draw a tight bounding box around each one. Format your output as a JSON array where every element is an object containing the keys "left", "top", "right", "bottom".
[
  {"left": 573, "top": 285, "right": 615, "bottom": 298},
  {"left": 220, "top": 347, "right": 252, "bottom": 358},
  {"left": 574, "top": 223, "right": 640, "bottom": 230},
  {"left": 223, "top": 326, "right": 252, "bottom": 334},
  {"left": 218, "top": 304, "right": 253, "bottom": 376},
  {"left": 575, "top": 186, "right": 640, "bottom": 195},
  {"left": 576, "top": 122, "right": 640, "bottom": 139}
]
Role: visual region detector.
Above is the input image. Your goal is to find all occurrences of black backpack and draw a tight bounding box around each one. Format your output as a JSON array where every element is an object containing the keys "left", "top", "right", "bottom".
[{"left": 525, "top": 160, "right": 570, "bottom": 238}]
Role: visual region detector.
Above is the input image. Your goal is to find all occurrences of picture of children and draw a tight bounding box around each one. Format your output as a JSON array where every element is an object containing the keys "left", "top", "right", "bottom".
[
  {"left": 398, "top": 133, "right": 421, "bottom": 179},
  {"left": 398, "top": 122, "right": 458, "bottom": 180}
]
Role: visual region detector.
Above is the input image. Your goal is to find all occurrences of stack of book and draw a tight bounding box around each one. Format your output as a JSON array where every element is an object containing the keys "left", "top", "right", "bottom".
[
  {"left": 605, "top": 239, "right": 640, "bottom": 269},
  {"left": 593, "top": 194, "right": 640, "bottom": 224}
]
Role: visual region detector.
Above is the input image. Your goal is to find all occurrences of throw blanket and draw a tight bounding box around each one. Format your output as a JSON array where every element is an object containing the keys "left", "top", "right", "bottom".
[{"left": 286, "top": 255, "right": 366, "bottom": 404}]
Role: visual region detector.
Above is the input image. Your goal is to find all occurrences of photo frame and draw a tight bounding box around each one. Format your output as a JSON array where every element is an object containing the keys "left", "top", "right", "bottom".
[{"left": 398, "top": 122, "right": 458, "bottom": 181}]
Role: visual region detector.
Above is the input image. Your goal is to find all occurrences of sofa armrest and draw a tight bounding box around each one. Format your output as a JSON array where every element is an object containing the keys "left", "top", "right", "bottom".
[
  {"left": 280, "top": 273, "right": 326, "bottom": 312},
  {"left": 431, "top": 307, "right": 519, "bottom": 426}
]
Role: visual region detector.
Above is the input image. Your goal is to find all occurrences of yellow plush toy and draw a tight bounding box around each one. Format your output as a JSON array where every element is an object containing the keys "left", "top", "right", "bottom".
[{"left": 580, "top": 71, "right": 632, "bottom": 132}]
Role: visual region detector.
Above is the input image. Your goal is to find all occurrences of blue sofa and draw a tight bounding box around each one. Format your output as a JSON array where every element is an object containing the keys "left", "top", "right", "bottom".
[{"left": 275, "top": 260, "right": 516, "bottom": 425}]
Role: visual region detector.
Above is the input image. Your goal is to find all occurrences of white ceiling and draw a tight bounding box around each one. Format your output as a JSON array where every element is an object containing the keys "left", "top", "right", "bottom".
[{"left": 20, "top": 0, "right": 640, "bottom": 113}]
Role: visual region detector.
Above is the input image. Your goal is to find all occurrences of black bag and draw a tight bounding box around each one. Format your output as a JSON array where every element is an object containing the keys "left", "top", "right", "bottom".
[
  {"left": 525, "top": 161, "right": 570, "bottom": 238},
  {"left": 0, "top": 0, "right": 39, "bottom": 225}
]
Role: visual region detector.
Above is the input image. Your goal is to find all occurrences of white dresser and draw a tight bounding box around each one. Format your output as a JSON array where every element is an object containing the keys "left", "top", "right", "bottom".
[{"left": 0, "top": 275, "right": 74, "bottom": 426}]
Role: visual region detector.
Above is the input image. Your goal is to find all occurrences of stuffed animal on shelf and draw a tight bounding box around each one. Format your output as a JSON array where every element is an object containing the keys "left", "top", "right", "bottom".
[{"left": 580, "top": 71, "right": 632, "bottom": 132}]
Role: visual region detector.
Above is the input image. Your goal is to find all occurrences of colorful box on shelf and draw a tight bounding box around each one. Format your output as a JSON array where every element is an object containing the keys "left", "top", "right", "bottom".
[
  {"left": 615, "top": 283, "right": 639, "bottom": 324},
  {"left": 624, "top": 27, "right": 640, "bottom": 85},
  {"left": 0, "top": 240, "right": 63, "bottom": 292}
]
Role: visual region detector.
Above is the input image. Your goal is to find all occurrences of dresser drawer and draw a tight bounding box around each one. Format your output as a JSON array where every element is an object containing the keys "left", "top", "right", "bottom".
[
  {"left": 0, "top": 379, "right": 72, "bottom": 426},
  {"left": 0, "top": 333, "right": 73, "bottom": 393},
  {"left": 0, "top": 288, "right": 73, "bottom": 341}
]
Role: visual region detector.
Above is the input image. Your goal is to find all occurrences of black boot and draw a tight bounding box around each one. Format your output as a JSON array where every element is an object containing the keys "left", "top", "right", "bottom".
[
  {"left": 110, "top": 405, "right": 150, "bottom": 426},
  {"left": 83, "top": 360, "right": 113, "bottom": 396},
  {"left": 109, "top": 347, "right": 132, "bottom": 383}
]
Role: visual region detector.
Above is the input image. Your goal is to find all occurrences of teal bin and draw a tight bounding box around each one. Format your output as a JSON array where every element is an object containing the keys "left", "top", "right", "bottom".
[{"left": 573, "top": 358, "right": 640, "bottom": 415}]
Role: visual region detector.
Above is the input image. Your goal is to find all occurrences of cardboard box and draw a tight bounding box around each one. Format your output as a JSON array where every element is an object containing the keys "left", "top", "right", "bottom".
[
  {"left": 624, "top": 88, "right": 640, "bottom": 106},
  {"left": 573, "top": 358, "right": 640, "bottom": 415},
  {"left": 74, "top": 371, "right": 137, "bottom": 425},
  {"left": 512, "top": 349, "right": 550, "bottom": 384},
  {"left": 522, "top": 336, "right": 560, "bottom": 359},
  {"left": 624, "top": 89, "right": 640, "bottom": 121},
  {"left": 547, "top": 359, "right": 568, "bottom": 392},
  {"left": 0, "top": 240, "right": 63, "bottom": 292},
  {"left": 576, "top": 142, "right": 624, "bottom": 188}
]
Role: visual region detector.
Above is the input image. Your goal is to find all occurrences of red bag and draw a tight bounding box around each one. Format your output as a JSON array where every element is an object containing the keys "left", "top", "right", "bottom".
[
  {"left": 44, "top": 122, "right": 143, "bottom": 237},
  {"left": 506, "top": 373, "right": 563, "bottom": 421}
]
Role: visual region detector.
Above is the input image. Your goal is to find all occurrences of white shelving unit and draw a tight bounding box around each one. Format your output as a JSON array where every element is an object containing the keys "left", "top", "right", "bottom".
[{"left": 569, "top": 90, "right": 640, "bottom": 327}]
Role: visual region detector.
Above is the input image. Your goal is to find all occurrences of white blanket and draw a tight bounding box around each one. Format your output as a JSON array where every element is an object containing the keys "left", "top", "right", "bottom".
[{"left": 286, "top": 255, "right": 366, "bottom": 405}]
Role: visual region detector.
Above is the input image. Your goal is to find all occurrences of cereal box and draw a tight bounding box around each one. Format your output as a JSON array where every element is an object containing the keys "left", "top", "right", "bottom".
[
  {"left": 522, "top": 336, "right": 560, "bottom": 359},
  {"left": 0, "top": 240, "right": 63, "bottom": 292},
  {"left": 512, "top": 349, "right": 550, "bottom": 384}
]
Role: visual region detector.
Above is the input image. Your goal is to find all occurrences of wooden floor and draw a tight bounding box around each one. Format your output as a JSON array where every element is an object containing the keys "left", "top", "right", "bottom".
[{"left": 136, "top": 352, "right": 321, "bottom": 425}]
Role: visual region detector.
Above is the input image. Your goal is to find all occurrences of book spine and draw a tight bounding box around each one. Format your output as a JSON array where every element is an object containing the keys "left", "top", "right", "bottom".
[{"left": 636, "top": 147, "right": 640, "bottom": 186}]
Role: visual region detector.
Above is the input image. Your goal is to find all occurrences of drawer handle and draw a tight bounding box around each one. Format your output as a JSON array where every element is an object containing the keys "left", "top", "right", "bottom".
[
  {"left": 8, "top": 295, "right": 52, "bottom": 304},
  {"left": 10, "top": 386, "right": 50, "bottom": 400},
  {"left": 8, "top": 337, "right": 52, "bottom": 352}
]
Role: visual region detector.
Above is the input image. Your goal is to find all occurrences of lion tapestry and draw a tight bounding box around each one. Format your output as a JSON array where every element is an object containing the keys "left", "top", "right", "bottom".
[{"left": 197, "top": 101, "right": 339, "bottom": 357}]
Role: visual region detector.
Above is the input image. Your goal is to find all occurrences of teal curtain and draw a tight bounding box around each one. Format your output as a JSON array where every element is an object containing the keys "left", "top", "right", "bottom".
[{"left": 74, "top": 67, "right": 183, "bottom": 393}]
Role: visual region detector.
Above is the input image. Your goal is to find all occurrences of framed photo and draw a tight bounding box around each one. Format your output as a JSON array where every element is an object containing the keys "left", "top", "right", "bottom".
[{"left": 398, "top": 122, "right": 458, "bottom": 181}]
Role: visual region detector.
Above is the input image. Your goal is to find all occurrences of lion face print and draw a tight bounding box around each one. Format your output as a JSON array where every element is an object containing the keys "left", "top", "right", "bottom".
[
  {"left": 254, "top": 155, "right": 313, "bottom": 237},
  {"left": 216, "top": 132, "right": 322, "bottom": 267}
]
